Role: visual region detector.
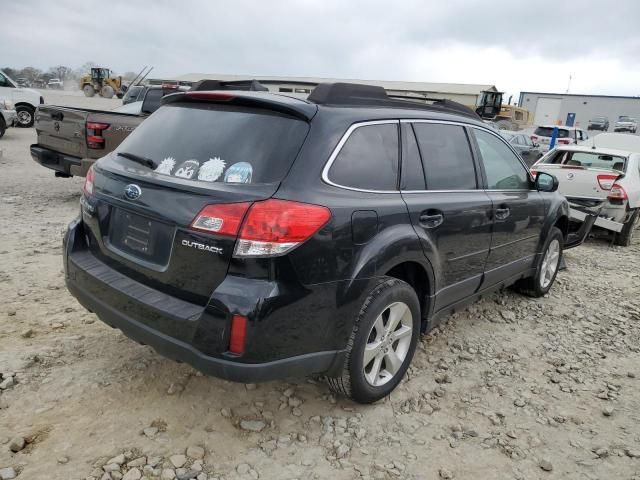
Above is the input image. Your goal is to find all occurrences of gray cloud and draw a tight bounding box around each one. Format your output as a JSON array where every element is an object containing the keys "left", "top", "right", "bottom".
[{"left": 3, "top": 0, "right": 640, "bottom": 95}]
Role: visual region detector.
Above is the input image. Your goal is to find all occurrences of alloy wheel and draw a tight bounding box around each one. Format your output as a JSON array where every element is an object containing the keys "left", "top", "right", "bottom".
[
  {"left": 540, "top": 239, "right": 560, "bottom": 288},
  {"left": 363, "top": 301, "right": 413, "bottom": 387}
]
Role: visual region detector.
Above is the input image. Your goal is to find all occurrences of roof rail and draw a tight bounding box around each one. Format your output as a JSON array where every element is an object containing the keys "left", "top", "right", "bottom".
[
  {"left": 307, "top": 82, "right": 480, "bottom": 119},
  {"left": 190, "top": 79, "right": 269, "bottom": 92}
]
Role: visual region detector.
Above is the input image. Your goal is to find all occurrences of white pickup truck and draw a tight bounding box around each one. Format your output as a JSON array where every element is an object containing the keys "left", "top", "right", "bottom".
[
  {"left": 531, "top": 133, "right": 640, "bottom": 246},
  {"left": 0, "top": 69, "right": 43, "bottom": 127}
]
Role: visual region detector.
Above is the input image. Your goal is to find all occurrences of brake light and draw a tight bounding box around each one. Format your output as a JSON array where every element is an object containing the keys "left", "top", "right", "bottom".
[
  {"left": 190, "top": 199, "right": 331, "bottom": 257},
  {"left": 84, "top": 166, "right": 95, "bottom": 196},
  {"left": 86, "top": 122, "right": 109, "bottom": 149},
  {"left": 185, "top": 91, "right": 235, "bottom": 101},
  {"left": 597, "top": 174, "right": 618, "bottom": 191},
  {"left": 558, "top": 139, "right": 571, "bottom": 144},
  {"left": 234, "top": 199, "right": 331, "bottom": 257},
  {"left": 530, "top": 169, "right": 538, "bottom": 177},
  {"left": 228, "top": 314, "right": 248, "bottom": 354},
  {"left": 190, "top": 203, "right": 251, "bottom": 236},
  {"left": 531, "top": 135, "right": 538, "bottom": 141},
  {"left": 607, "top": 183, "right": 628, "bottom": 201}
]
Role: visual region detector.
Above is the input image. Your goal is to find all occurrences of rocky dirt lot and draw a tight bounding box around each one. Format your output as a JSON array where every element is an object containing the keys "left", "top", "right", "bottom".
[{"left": 1, "top": 120, "right": 640, "bottom": 480}]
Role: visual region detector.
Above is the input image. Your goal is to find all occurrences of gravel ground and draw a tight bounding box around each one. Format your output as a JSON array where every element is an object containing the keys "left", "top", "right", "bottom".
[{"left": 1, "top": 105, "right": 640, "bottom": 480}]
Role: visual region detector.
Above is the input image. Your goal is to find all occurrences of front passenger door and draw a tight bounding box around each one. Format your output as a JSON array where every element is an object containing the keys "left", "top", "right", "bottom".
[{"left": 472, "top": 128, "right": 546, "bottom": 287}]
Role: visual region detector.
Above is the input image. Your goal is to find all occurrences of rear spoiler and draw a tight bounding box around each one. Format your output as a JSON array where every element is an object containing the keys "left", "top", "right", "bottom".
[{"left": 161, "top": 91, "right": 318, "bottom": 122}]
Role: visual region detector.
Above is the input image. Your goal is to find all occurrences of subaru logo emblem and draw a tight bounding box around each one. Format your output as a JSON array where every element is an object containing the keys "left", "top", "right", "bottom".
[{"left": 124, "top": 184, "right": 142, "bottom": 200}]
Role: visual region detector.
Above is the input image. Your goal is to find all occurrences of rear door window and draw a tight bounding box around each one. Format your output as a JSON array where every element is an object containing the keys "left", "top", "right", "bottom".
[
  {"left": 328, "top": 123, "right": 399, "bottom": 191},
  {"left": 474, "top": 129, "right": 530, "bottom": 190},
  {"left": 114, "top": 103, "right": 309, "bottom": 185},
  {"left": 412, "top": 123, "right": 477, "bottom": 190}
]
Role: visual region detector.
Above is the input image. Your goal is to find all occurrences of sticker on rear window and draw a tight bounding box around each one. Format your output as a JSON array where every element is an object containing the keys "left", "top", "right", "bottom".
[
  {"left": 224, "top": 162, "right": 253, "bottom": 184},
  {"left": 174, "top": 159, "right": 200, "bottom": 179},
  {"left": 197, "top": 157, "right": 226, "bottom": 182},
  {"left": 155, "top": 157, "right": 176, "bottom": 175}
]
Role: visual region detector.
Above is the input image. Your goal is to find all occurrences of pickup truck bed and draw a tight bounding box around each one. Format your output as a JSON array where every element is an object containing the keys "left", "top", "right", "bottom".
[{"left": 30, "top": 105, "right": 142, "bottom": 177}]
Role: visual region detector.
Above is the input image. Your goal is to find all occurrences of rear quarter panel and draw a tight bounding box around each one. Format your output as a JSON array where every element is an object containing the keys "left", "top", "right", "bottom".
[{"left": 86, "top": 112, "right": 144, "bottom": 159}]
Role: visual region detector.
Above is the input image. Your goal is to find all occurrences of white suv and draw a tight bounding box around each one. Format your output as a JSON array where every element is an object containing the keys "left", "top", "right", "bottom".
[
  {"left": 531, "top": 125, "right": 589, "bottom": 151},
  {"left": 0, "top": 69, "right": 43, "bottom": 127}
]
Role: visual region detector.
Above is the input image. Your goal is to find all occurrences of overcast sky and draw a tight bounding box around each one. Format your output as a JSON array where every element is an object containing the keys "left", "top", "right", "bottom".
[{"left": 4, "top": 0, "right": 640, "bottom": 99}]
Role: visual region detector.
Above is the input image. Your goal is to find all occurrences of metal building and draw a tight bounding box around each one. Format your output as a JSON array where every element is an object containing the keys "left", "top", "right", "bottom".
[
  {"left": 150, "top": 73, "right": 498, "bottom": 107},
  {"left": 519, "top": 91, "right": 640, "bottom": 128}
]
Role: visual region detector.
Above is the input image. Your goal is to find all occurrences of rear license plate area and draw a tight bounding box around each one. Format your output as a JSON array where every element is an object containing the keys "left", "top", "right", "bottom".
[{"left": 109, "top": 208, "right": 173, "bottom": 264}]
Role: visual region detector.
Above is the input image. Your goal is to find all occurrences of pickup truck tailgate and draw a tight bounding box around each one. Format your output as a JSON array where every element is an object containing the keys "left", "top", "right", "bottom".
[{"left": 35, "top": 106, "right": 89, "bottom": 158}]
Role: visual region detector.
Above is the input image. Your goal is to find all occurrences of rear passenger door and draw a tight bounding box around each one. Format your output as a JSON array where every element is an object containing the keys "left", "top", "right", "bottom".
[
  {"left": 471, "top": 128, "right": 546, "bottom": 286},
  {"left": 400, "top": 122, "right": 493, "bottom": 311}
]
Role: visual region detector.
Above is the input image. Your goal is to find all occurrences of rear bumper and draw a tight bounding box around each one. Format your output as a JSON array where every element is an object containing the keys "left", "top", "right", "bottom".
[
  {"left": 30, "top": 144, "right": 82, "bottom": 176},
  {"left": 63, "top": 220, "right": 347, "bottom": 383}
]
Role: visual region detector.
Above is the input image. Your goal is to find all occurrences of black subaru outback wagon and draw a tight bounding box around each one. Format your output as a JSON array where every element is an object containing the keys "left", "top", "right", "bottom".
[{"left": 64, "top": 83, "right": 570, "bottom": 403}]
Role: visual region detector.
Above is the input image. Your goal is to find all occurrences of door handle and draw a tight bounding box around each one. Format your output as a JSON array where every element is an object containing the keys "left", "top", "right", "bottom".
[
  {"left": 495, "top": 207, "right": 510, "bottom": 220},
  {"left": 419, "top": 211, "right": 444, "bottom": 229}
]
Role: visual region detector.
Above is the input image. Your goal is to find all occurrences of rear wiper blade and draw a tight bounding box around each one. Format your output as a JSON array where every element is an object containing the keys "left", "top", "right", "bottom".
[{"left": 116, "top": 151, "right": 157, "bottom": 169}]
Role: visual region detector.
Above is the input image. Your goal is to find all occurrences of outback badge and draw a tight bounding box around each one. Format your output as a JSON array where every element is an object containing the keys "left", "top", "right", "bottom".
[{"left": 124, "top": 184, "right": 142, "bottom": 200}]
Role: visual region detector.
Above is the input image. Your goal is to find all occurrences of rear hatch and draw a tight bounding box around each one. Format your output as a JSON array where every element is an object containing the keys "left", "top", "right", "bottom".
[
  {"left": 533, "top": 126, "right": 572, "bottom": 147},
  {"left": 532, "top": 149, "right": 626, "bottom": 201},
  {"left": 35, "top": 106, "right": 90, "bottom": 158},
  {"left": 81, "top": 97, "right": 312, "bottom": 305}
]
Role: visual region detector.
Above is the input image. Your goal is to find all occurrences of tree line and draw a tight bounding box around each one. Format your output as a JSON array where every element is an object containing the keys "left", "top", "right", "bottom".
[{"left": 2, "top": 62, "right": 138, "bottom": 87}]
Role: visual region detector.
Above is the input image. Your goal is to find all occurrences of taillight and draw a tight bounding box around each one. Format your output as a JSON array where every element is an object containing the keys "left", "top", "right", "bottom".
[
  {"left": 190, "top": 199, "right": 331, "bottom": 257},
  {"left": 558, "top": 139, "right": 571, "bottom": 144},
  {"left": 86, "top": 122, "right": 109, "bottom": 149},
  {"left": 597, "top": 174, "right": 618, "bottom": 191},
  {"left": 228, "top": 314, "right": 248, "bottom": 354},
  {"left": 608, "top": 183, "right": 628, "bottom": 201},
  {"left": 531, "top": 135, "right": 538, "bottom": 141},
  {"left": 234, "top": 199, "right": 331, "bottom": 257},
  {"left": 530, "top": 169, "right": 538, "bottom": 177},
  {"left": 190, "top": 203, "right": 251, "bottom": 236},
  {"left": 84, "top": 166, "right": 95, "bottom": 196}
]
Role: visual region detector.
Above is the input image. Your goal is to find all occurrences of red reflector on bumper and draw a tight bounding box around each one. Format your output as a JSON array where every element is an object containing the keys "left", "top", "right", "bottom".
[{"left": 229, "top": 315, "right": 248, "bottom": 354}]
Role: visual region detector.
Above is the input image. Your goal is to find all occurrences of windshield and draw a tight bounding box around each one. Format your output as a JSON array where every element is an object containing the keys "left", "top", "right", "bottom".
[
  {"left": 541, "top": 150, "right": 627, "bottom": 172},
  {"left": 534, "top": 126, "right": 570, "bottom": 138},
  {"left": 618, "top": 116, "right": 634, "bottom": 122},
  {"left": 113, "top": 103, "right": 309, "bottom": 186}
]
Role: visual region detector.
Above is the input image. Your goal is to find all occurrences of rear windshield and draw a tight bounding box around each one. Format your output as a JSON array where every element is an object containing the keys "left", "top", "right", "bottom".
[
  {"left": 534, "top": 127, "right": 570, "bottom": 138},
  {"left": 114, "top": 103, "right": 309, "bottom": 185},
  {"left": 541, "top": 150, "right": 627, "bottom": 171}
]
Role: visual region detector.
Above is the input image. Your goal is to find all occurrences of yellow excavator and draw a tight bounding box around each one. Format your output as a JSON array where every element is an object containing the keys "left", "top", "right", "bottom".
[{"left": 79, "top": 67, "right": 124, "bottom": 99}]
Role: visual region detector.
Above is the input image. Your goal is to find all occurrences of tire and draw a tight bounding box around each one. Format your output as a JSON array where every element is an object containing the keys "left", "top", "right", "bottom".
[
  {"left": 0, "top": 117, "right": 6, "bottom": 138},
  {"left": 15, "top": 105, "right": 35, "bottom": 128},
  {"left": 327, "top": 277, "right": 421, "bottom": 404},
  {"left": 516, "top": 227, "right": 563, "bottom": 298},
  {"left": 83, "top": 85, "right": 95, "bottom": 97},
  {"left": 101, "top": 85, "right": 115, "bottom": 99},
  {"left": 614, "top": 208, "right": 640, "bottom": 247}
]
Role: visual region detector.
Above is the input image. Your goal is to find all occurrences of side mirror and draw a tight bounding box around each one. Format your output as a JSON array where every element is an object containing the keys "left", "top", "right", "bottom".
[{"left": 535, "top": 172, "right": 558, "bottom": 192}]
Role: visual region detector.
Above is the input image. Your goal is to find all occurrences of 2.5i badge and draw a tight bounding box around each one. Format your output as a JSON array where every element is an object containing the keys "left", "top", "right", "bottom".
[{"left": 181, "top": 239, "right": 223, "bottom": 255}]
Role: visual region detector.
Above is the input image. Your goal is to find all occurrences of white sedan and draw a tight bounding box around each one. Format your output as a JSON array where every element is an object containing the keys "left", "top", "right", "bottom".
[{"left": 531, "top": 133, "right": 640, "bottom": 246}]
